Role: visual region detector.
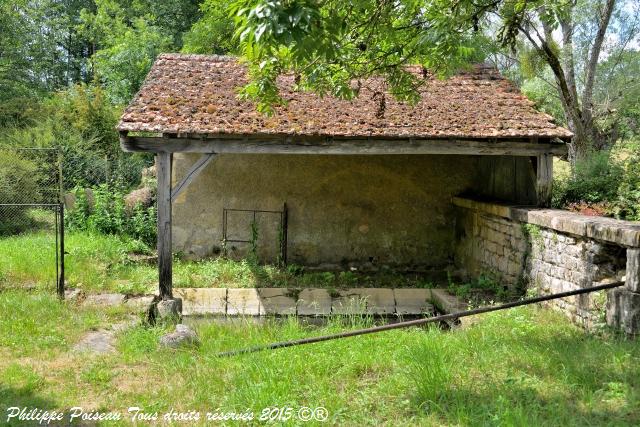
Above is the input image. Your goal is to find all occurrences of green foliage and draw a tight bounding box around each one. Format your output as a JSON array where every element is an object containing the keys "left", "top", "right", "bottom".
[
  {"left": 0, "top": 290, "right": 100, "bottom": 355},
  {"left": 4, "top": 289, "right": 640, "bottom": 425},
  {"left": 93, "top": 19, "right": 172, "bottom": 104},
  {"left": 230, "top": 0, "right": 492, "bottom": 112},
  {"left": 0, "top": 0, "right": 95, "bottom": 125},
  {"left": 611, "top": 150, "right": 640, "bottom": 221},
  {"left": 1, "top": 84, "right": 151, "bottom": 192},
  {"left": 409, "top": 330, "right": 453, "bottom": 408},
  {"left": 44, "top": 85, "right": 120, "bottom": 154},
  {"left": 521, "top": 76, "right": 566, "bottom": 126},
  {"left": 182, "top": 0, "right": 237, "bottom": 54},
  {"left": 0, "top": 151, "right": 45, "bottom": 235},
  {"left": 553, "top": 146, "right": 640, "bottom": 221},
  {"left": 554, "top": 151, "right": 624, "bottom": 206},
  {"left": 66, "top": 185, "right": 157, "bottom": 246}
]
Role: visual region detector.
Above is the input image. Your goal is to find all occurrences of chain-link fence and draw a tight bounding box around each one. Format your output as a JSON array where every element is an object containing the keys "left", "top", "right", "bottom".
[
  {"left": 0, "top": 145, "right": 155, "bottom": 297},
  {"left": 0, "top": 147, "right": 64, "bottom": 295}
]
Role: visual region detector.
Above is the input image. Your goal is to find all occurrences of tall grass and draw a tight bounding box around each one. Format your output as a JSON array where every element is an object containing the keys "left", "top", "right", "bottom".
[
  {"left": 0, "top": 290, "right": 638, "bottom": 425},
  {"left": 0, "top": 232, "right": 439, "bottom": 294}
]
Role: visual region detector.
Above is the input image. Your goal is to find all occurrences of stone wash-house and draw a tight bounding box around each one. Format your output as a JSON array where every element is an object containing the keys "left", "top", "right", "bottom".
[
  {"left": 117, "top": 54, "right": 571, "bottom": 278},
  {"left": 119, "top": 55, "right": 640, "bottom": 334}
]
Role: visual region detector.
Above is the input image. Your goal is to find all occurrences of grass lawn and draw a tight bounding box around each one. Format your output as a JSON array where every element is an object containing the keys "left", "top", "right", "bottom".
[
  {"left": 0, "top": 232, "right": 445, "bottom": 295},
  {"left": 0, "top": 289, "right": 638, "bottom": 426}
]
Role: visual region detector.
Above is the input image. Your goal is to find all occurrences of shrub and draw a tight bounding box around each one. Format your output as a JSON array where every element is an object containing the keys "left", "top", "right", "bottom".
[
  {"left": 0, "top": 151, "right": 44, "bottom": 235},
  {"left": 554, "top": 151, "right": 624, "bottom": 206},
  {"left": 66, "top": 184, "right": 156, "bottom": 246},
  {"left": 612, "top": 151, "right": 640, "bottom": 221}
]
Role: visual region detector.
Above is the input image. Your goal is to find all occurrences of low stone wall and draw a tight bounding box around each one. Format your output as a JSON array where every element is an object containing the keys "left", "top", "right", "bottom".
[{"left": 454, "top": 197, "right": 640, "bottom": 333}]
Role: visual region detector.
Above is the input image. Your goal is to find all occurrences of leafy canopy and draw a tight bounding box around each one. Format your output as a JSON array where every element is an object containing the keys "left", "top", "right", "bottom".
[{"left": 229, "top": 0, "right": 494, "bottom": 113}]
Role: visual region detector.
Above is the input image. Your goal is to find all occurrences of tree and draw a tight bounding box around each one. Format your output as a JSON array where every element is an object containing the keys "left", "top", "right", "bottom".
[
  {"left": 497, "top": 0, "right": 639, "bottom": 162},
  {"left": 79, "top": 0, "right": 174, "bottom": 104},
  {"left": 229, "top": 0, "right": 491, "bottom": 113},
  {"left": 228, "top": 0, "right": 639, "bottom": 163},
  {"left": 0, "top": 0, "right": 95, "bottom": 124},
  {"left": 182, "top": 0, "right": 237, "bottom": 54},
  {"left": 93, "top": 18, "right": 172, "bottom": 104}
]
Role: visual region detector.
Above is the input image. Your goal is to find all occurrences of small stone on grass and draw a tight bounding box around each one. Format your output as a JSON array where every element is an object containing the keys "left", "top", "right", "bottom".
[{"left": 159, "top": 324, "right": 199, "bottom": 349}]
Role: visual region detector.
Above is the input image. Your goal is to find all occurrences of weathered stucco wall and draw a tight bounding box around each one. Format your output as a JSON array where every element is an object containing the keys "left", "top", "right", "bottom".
[
  {"left": 172, "top": 154, "right": 480, "bottom": 271},
  {"left": 454, "top": 197, "right": 640, "bottom": 333}
]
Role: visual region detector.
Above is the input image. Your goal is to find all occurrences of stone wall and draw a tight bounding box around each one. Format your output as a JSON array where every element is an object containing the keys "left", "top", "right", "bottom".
[
  {"left": 454, "top": 197, "right": 639, "bottom": 332},
  {"left": 172, "top": 154, "right": 482, "bottom": 271}
]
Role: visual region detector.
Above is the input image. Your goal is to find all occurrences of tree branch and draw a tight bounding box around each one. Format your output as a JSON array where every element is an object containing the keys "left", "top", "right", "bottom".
[{"left": 582, "top": 0, "right": 616, "bottom": 113}]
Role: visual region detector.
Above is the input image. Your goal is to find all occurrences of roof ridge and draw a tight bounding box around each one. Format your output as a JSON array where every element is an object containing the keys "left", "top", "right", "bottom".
[
  {"left": 157, "top": 53, "right": 237, "bottom": 62},
  {"left": 156, "top": 53, "right": 498, "bottom": 73}
]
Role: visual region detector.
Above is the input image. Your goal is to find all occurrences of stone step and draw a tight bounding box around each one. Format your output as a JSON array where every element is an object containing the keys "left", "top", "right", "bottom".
[{"left": 176, "top": 287, "right": 438, "bottom": 317}]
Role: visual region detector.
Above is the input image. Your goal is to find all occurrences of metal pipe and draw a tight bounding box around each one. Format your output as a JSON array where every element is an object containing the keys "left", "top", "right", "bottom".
[{"left": 216, "top": 281, "right": 624, "bottom": 358}]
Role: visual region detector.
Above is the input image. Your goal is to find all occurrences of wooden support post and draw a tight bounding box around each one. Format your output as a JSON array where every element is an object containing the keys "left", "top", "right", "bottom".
[
  {"left": 535, "top": 154, "right": 553, "bottom": 207},
  {"left": 157, "top": 152, "right": 173, "bottom": 299}
]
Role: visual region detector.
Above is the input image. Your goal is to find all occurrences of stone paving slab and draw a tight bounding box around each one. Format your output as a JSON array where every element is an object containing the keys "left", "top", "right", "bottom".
[
  {"left": 431, "top": 289, "right": 467, "bottom": 313},
  {"left": 350, "top": 288, "right": 395, "bottom": 314},
  {"left": 175, "top": 288, "right": 227, "bottom": 315},
  {"left": 73, "top": 330, "right": 116, "bottom": 354},
  {"left": 332, "top": 290, "right": 368, "bottom": 315},
  {"left": 73, "top": 287, "right": 469, "bottom": 318},
  {"left": 124, "top": 295, "right": 155, "bottom": 313},
  {"left": 394, "top": 289, "right": 433, "bottom": 315},
  {"left": 83, "top": 293, "right": 126, "bottom": 306},
  {"left": 297, "top": 289, "right": 331, "bottom": 315},
  {"left": 258, "top": 288, "right": 297, "bottom": 315},
  {"left": 227, "top": 288, "right": 262, "bottom": 315}
]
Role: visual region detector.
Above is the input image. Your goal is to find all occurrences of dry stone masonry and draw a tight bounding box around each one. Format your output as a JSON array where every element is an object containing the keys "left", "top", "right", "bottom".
[{"left": 454, "top": 197, "right": 640, "bottom": 333}]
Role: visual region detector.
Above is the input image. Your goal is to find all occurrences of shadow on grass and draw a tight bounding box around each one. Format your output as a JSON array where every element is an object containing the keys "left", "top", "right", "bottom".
[{"left": 0, "top": 385, "right": 61, "bottom": 426}]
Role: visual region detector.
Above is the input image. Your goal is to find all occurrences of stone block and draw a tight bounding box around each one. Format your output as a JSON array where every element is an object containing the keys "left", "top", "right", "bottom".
[
  {"left": 83, "top": 293, "right": 126, "bottom": 307},
  {"left": 124, "top": 295, "right": 155, "bottom": 313},
  {"left": 431, "top": 289, "right": 466, "bottom": 314},
  {"left": 227, "top": 289, "right": 261, "bottom": 315},
  {"left": 155, "top": 298, "right": 183, "bottom": 323},
  {"left": 606, "top": 288, "right": 640, "bottom": 335},
  {"left": 258, "top": 288, "right": 297, "bottom": 315},
  {"left": 332, "top": 290, "right": 367, "bottom": 315},
  {"left": 159, "top": 324, "right": 199, "bottom": 348},
  {"left": 394, "top": 289, "right": 433, "bottom": 315},
  {"left": 297, "top": 289, "right": 331, "bottom": 315},
  {"left": 351, "top": 288, "right": 395, "bottom": 314},
  {"left": 175, "top": 288, "right": 227, "bottom": 315},
  {"left": 626, "top": 248, "right": 640, "bottom": 293}
]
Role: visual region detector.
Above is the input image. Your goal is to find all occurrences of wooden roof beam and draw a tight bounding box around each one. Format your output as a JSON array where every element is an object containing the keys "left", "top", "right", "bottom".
[{"left": 120, "top": 135, "right": 568, "bottom": 157}]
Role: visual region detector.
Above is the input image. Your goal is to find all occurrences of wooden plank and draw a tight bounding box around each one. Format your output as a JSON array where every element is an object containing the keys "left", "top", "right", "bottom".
[
  {"left": 535, "top": 153, "right": 553, "bottom": 207},
  {"left": 626, "top": 248, "right": 640, "bottom": 293},
  {"left": 171, "top": 153, "right": 216, "bottom": 203},
  {"left": 157, "top": 152, "right": 173, "bottom": 299},
  {"left": 514, "top": 157, "right": 537, "bottom": 204},
  {"left": 121, "top": 135, "right": 568, "bottom": 157}
]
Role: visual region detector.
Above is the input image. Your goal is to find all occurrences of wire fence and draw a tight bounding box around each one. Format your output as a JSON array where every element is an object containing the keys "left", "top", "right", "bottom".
[
  {"left": 0, "top": 145, "right": 155, "bottom": 296},
  {"left": 0, "top": 147, "right": 63, "bottom": 294}
]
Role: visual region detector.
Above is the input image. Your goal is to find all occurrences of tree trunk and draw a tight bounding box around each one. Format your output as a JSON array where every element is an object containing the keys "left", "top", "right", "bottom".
[{"left": 539, "top": 0, "right": 617, "bottom": 167}]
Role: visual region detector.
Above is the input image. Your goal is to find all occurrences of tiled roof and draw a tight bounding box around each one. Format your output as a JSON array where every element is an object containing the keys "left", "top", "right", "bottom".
[{"left": 117, "top": 53, "right": 572, "bottom": 140}]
